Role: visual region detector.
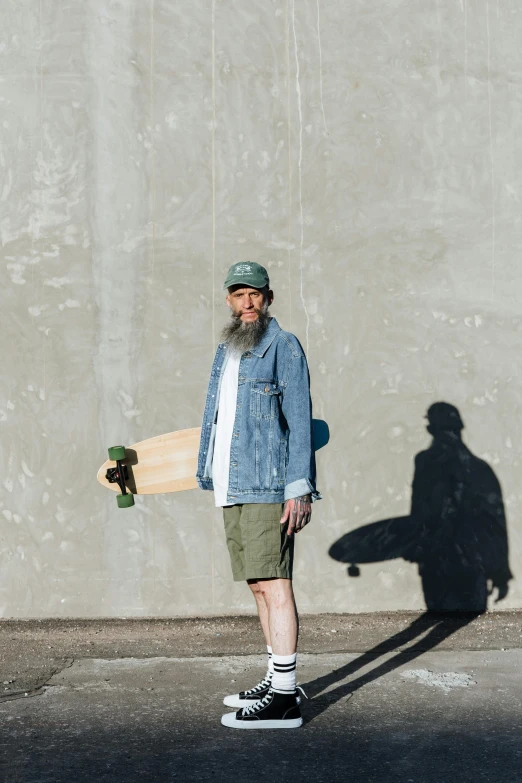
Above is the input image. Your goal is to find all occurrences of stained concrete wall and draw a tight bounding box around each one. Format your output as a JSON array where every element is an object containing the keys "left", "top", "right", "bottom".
[{"left": 1, "top": 0, "right": 521, "bottom": 617}]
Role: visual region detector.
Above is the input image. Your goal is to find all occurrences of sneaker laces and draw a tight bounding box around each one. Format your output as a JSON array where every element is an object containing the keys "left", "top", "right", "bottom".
[
  {"left": 240, "top": 686, "right": 308, "bottom": 716},
  {"left": 242, "top": 674, "right": 271, "bottom": 697},
  {"left": 241, "top": 691, "right": 272, "bottom": 716}
]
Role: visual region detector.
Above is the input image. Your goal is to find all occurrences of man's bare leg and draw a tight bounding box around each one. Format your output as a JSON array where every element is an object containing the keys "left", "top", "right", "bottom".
[
  {"left": 247, "top": 579, "right": 271, "bottom": 647},
  {"left": 257, "top": 577, "right": 298, "bottom": 655}
]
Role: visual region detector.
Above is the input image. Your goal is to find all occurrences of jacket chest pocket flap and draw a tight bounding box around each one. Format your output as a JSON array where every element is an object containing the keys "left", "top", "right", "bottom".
[{"left": 250, "top": 381, "right": 281, "bottom": 420}]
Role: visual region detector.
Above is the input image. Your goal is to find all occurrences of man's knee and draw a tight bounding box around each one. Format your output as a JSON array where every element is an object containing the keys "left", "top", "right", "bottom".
[
  {"left": 247, "top": 578, "right": 262, "bottom": 595},
  {"left": 257, "top": 578, "right": 294, "bottom": 604}
]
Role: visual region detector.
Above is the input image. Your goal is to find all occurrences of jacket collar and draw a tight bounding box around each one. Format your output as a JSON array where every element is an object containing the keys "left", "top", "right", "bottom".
[{"left": 250, "top": 317, "right": 281, "bottom": 357}]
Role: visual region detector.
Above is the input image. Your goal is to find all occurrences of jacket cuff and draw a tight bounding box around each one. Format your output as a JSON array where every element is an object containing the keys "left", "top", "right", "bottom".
[{"left": 284, "top": 479, "right": 322, "bottom": 502}]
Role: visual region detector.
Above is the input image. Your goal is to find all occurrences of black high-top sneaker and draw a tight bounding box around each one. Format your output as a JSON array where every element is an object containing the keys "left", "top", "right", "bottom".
[
  {"left": 221, "top": 689, "right": 303, "bottom": 729},
  {"left": 223, "top": 674, "right": 271, "bottom": 708}
]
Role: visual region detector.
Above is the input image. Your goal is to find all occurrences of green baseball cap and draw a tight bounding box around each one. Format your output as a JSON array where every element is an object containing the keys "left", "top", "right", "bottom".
[{"left": 223, "top": 261, "right": 270, "bottom": 290}]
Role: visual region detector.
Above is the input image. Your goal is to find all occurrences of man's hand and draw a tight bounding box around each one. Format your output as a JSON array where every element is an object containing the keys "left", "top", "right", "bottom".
[{"left": 280, "top": 494, "right": 312, "bottom": 536}]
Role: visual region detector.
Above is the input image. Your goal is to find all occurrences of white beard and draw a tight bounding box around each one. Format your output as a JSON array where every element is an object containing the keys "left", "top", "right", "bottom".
[{"left": 220, "top": 306, "right": 271, "bottom": 354}]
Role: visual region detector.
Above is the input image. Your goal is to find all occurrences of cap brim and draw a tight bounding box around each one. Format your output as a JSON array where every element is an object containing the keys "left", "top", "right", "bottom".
[{"left": 223, "top": 279, "right": 266, "bottom": 290}]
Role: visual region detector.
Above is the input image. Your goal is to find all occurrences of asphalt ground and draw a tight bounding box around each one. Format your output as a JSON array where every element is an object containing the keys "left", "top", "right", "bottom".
[{"left": 1, "top": 612, "right": 521, "bottom": 782}]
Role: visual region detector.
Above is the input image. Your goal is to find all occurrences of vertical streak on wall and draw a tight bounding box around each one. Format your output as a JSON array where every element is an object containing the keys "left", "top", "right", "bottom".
[
  {"left": 316, "top": 0, "right": 329, "bottom": 136},
  {"left": 485, "top": 0, "right": 496, "bottom": 297},
  {"left": 150, "top": 0, "right": 156, "bottom": 281},
  {"left": 463, "top": 0, "right": 468, "bottom": 97},
  {"left": 36, "top": 0, "right": 46, "bottom": 399},
  {"left": 149, "top": 0, "right": 157, "bottom": 602},
  {"left": 89, "top": 1, "right": 142, "bottom": 432},
  {"left": 290, "top": 0, "right": 309, "bottom": 355},
  {"left": 285, "top": 0, "right": 293, "bottom": 328},
  {"left": 315, "top": 0, "right": 328, "bottom": 427},
  {"left": 211, "top": 0, "right": 217, "bottom": 610},
  {"left": 211, "top": 0, "right": 216, "bottom": 347}
]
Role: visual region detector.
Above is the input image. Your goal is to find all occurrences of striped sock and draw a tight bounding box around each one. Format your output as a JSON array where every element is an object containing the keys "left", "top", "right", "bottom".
[
  {"left": 271, "top": 652, "right": 297, "bottom": 695},
  {"left": 267, "top": 645, "right": 274, "bottom": 676}
]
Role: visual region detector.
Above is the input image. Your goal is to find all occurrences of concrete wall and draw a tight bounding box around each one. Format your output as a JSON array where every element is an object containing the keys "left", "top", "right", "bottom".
[{"left": 2, "top": 0, "right": 521, "bottom": 617}]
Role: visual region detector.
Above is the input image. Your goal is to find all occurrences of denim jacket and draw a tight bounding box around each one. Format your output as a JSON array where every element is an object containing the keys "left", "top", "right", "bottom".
[{"left": 196, "top": 317, "right": 322, "bottom": 504}]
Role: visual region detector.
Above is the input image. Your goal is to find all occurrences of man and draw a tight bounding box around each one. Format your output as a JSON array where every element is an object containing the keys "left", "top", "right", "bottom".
[{"left": 197, "top": 261, "right": 321, "bottom": 729}]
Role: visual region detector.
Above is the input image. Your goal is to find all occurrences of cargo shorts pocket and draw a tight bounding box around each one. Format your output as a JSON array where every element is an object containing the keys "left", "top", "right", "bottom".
[{"left": 241, "top": 503, "right": 284, "bottom": 562}]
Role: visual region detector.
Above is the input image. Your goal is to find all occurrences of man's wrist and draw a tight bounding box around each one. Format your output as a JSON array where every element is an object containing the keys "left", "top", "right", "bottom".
[
  {"left": 284, "top": 478, "right": 314, "bottom": 501},
  {"left": 286, "top": 494, "right": 311, "bottom": 503}
]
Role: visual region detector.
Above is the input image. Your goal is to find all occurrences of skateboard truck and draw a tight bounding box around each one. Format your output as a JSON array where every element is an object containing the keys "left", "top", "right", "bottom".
[
  {"left": 106, "top": 465, "right": 129, "bottom": 484},
  {"left": 106, "top": 446, "right": 135, "bottom": 508}
]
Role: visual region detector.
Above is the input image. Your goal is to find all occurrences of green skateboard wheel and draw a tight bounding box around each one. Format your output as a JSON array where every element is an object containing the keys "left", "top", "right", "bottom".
[
  {"left": 108, "top": 445, "right": 126, "bottom": 461},
  {"left": 117, "top": 493, "right": 135, "bottom": 509}
]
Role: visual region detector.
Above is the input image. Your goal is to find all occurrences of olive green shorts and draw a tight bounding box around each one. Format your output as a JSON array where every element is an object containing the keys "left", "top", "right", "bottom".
[{"left": 222, "top": 503, "right": 294, "bottom": 582}]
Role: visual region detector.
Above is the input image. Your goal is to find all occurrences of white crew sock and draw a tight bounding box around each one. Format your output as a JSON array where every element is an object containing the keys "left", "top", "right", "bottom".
[
  {"left": 267, "top": 645, "right": 274, "bottom": 677},
  {"left": 271, "top": 652, "right": 297, "bottom": 695}
]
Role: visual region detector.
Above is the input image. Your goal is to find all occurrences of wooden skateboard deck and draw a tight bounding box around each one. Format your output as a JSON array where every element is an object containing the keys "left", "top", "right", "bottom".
[
  {"left": 97, "top": 419, "right": 329, "bottom": 507},
  {"left": 97, "top": 428, "right": 201, "bottom": 498}
]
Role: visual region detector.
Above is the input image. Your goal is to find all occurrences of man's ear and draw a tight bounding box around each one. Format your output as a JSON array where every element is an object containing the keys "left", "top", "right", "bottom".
[{"left": 267, "top": 288, "right": 274, "bottom": 306}]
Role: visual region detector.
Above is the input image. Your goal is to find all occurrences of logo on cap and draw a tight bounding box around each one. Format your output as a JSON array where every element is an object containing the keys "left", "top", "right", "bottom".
[{"left": 234, "top": 264, "right": 252, "bottom": 275}]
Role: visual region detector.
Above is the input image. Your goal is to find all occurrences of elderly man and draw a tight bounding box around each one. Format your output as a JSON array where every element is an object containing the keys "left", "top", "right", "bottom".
[{"left": 197, "top": 261, "right": 321, "bottom": 729}]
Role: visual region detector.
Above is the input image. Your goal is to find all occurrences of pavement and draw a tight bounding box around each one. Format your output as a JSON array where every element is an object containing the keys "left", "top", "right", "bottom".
[{"left": 1, "top": 612, "right": 521, "bottom": 782}]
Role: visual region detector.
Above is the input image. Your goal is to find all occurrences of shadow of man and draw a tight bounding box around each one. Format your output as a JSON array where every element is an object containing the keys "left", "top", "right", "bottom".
[
  {"left": 304, "top": 402, "right": 512, "bottom": 720},
  {"left": 408, "top": 402, "right": 511, "bottom": 610}
]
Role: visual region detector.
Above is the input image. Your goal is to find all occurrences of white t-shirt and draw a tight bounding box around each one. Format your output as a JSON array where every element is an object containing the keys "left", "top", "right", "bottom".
[{"left": 212, "top": 351, "right": 241, "bottom": 507}]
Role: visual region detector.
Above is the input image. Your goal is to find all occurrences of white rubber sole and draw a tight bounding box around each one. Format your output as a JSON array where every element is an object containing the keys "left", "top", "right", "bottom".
[{"left": 221, "top": 713, "right": 303, "bottom": 729}]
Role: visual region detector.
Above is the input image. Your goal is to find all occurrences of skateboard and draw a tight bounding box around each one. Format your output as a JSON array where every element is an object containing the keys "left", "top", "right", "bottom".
[
  {"left": 97, "top": 428, "right": 201, "bottom": 507},
  {"left": 98, "top": 419, "right": 329, "bottom": 508},
  {"left": 328, "top": 516, "right": 420, "bottom": 576}
]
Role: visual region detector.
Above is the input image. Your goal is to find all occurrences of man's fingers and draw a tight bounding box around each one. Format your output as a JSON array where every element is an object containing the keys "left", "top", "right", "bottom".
[
  {"left": 295, "top": 509, "right": 311, "bottom": 533},
  {"left": 282, "top": 497, "right": 312, "bottom": 533},
  {"left": 280, "top": 504, "right": 290, "bottom": 525}
]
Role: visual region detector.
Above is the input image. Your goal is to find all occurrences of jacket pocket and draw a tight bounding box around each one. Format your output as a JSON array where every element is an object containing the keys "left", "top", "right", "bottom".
[{"left": 249, "top": 381, "right": 281, "bottom": 420}]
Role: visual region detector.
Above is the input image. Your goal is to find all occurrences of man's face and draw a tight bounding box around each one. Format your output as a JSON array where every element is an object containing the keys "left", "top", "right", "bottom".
[{"left": 226, "top": 286, "right": 273, "bottom": 321}]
